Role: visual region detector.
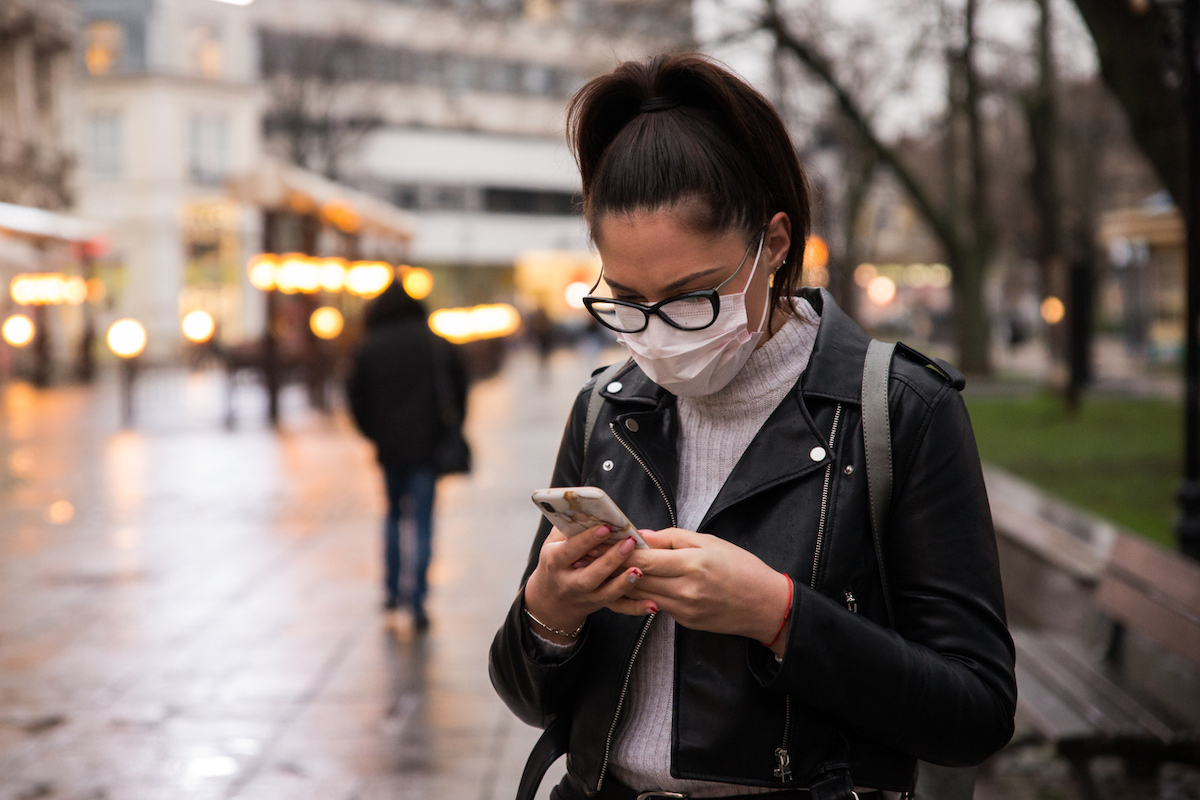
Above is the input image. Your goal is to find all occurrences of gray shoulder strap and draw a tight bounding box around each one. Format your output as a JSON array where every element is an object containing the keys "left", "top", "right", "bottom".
[
  {"left": 583, "top": 360, "right": 628, "bottom": 462},
  {"left": 862, "top": 339, "right": 897, "bottom": 629}
]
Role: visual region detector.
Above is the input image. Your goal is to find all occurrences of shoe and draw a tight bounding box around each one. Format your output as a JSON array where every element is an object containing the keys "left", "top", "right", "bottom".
[{"left": 413, "top": 610, "right": 430, "bottom": 633}]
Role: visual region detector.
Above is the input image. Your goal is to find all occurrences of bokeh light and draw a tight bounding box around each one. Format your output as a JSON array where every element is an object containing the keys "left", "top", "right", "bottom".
[
  {"left": 1041, "top": 296, "right": 1066, "bottom": 325},
  {"left": 107, "top": 318, "right": 147, "bottom": 358},
  {"left": 247, "top": 254, "right": 279, "bottom": 291},
  {"left": 276, "top": 253, "right": 319, "bottom": 294},
  {"left": 867, "top": 275, "right": 897, "bottom": 306},
  {"left": 401, "top": 266, "right": 433, "bottom": 300},
  {"left": 182, "top": 310, "right": 216, "bottom": 344},
  {"left": 46, "top": 500, "right": 75, "bottom": 524},
  {"left": 564, "top": 281, "right": 589, "bottom": 309},
  {"left": 318, "top": 258, "right": 348, "bottom": 292},
  {"left": 854, "top": 263, "right": 878, "bottom": 288},
  {"left": 310, "top": 306, "right": 344, "bottom": 340},
  {"left": 346, "top": 262, "right": 393, "bottom": 298},
  {"left": 2, "top": 314, "right": 35, "bottom": 347},
  {"left": 429, "top": 303, "right": 522, "bottom": 344}
]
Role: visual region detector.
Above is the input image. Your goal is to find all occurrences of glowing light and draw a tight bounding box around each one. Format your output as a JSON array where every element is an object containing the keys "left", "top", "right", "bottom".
[
  {"left": 322, "top": 200, "right": 360, "bottom": 233},
  {"left": 854, "top": 264, "right": 878, "bottom": 288},
  {"left": 346, "top": 262, "right": 393, "bottom": 298},
  {"left": 2, "top": 314, "right": 35, "bottom": 347},
  {"left": 867, "top": 276, "right": 897, "bottom": 306},
  {"left": 310, "top": 306, "right": 344, "bottom": 340},
  {"left": 803, "top": 236, "right": 829, "bottom": 270},
  {"left": 1041, "top": 296, "right": 1066, "bottom": 325},
  {"left": 564, "top": 281, "right": 589, "bottom": 309},
  {"left": 46, "top": 500, "right": 75, "bottom": 524},
  {"left": 87, "top": 278, "right": 107, "bottom": 303},
  {"left": 107, "top": 318, "right": 147, "bottom": 358},
  {"left": 11, "top": 273, "right": 75, "bottom": 306},
  {"left": 275, "top": 253, "right": 319, "bottom": 294},
  {"left": 65, "top": 276, "right": 88, "bottom": 305},
  {"left": 247, "top": 254, "right": 278, "bottom": 291},
  {"left": 429, "top": 303, "right": 522, "bottom": 344},
  {"left": 401, "top": 266, "right": 434, "bottom": 300},
  {"left": 182, "top": 310, "right": 216, "bottom": 343},
  {"left": 318, "top": 258, "right": 347, "bottom": 292}
]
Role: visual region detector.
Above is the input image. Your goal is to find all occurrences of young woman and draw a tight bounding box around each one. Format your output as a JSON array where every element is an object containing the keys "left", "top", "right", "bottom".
[{"left": 490, "top": 54, "right": 1015, "bottom": 800}]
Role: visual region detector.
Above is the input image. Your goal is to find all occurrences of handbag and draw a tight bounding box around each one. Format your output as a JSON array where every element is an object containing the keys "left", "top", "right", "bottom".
[
  {"left": 429, "top": 334, "right": 471, "bottom": 476},
  {"left": 862, "top": 340, "right": 976, "bottom": 800}
]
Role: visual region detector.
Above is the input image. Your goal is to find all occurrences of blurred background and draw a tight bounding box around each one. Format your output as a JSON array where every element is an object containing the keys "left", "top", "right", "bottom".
[{"left": 1, "top": 0, "right": 1199, "bottom": 798}]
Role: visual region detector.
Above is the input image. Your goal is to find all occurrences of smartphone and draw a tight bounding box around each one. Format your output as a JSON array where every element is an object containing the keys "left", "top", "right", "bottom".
[{"left": 531, "top": 487, "right": 649, "bottom": 549}]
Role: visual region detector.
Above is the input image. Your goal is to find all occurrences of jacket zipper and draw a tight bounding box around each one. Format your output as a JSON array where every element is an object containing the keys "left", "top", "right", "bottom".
[
  {"left": 777, "top": 403, "right": 843, "bottom": 784},
  {"left": 597, "top": 421, "right": 677, "bottom": 792},
  {"left": 844, "top": 589, "right": 858, "bottom": 614}
]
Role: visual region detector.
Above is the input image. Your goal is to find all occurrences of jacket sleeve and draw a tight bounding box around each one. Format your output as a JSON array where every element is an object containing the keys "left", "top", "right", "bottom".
[
  {"left": 488, "top": 384, "right": 597, "bottom": 728},
  {"left": 751, "top": 383, "right": 1017, "bottom": 767},
  {"left": 344, "top": 346, "right": 371, "bottom": 438}
]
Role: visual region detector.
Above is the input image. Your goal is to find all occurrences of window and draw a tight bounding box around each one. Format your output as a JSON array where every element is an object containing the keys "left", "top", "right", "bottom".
[
  {"left": 89, "top": 112, "right": 123, "bottom": 179},
  {"left": 392, "top": 185, "right": 420, "bottom": 209},
  {"left": 85, "top": 21, "right": 123, "bottom": 76},
  {"left": 484, "top": 187, "right": 579, "bottom": 215},
  {"left": 188, "top": 115, "right": 229, "bottom": 185},
  {"left": 188, "top": 24, "right": 224, "bottom": 79},
  {"left": 522, "top": 64, "right": 554, "bottom": 95},
  {"left": 431, "top": 186, "right": 467, "bottom": 211}
]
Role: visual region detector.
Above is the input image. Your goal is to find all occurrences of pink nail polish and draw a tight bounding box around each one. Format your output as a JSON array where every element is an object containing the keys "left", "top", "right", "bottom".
[
  {"left": 594, "top": 526, "right": 611, "bottom": 539},
  {"left": 620, "top": 537, "right": 635, "bottom": 554}
]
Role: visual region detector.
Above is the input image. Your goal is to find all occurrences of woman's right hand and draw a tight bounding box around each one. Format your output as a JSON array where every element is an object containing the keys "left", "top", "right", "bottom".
[{"left": 523, "top": 525, "right": 648, "bottom": 645}]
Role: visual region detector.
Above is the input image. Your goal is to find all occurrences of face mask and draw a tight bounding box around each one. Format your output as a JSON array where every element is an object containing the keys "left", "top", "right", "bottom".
[{"left": 617, "top": 233, "right": 770, "bottom": 397}]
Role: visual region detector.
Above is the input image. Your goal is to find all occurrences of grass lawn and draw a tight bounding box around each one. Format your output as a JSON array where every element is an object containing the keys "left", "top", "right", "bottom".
[{"left": 965, "top": 393, "right": 1182, "bottom": 548}]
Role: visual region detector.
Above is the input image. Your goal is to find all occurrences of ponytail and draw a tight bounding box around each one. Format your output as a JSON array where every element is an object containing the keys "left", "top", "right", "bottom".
[{"left": 567, "top": 53, "right": 811, "bottom": 312}]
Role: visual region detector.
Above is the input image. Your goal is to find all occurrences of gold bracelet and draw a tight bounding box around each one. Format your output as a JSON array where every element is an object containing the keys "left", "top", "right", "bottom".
[{"left": 524, "top": 607, "right": 585, "bottom": 639}]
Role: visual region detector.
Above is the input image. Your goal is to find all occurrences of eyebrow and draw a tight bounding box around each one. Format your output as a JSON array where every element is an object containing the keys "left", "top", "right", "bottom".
[{"left": 604, "top": 265, "right": 729, "bottom": 298}]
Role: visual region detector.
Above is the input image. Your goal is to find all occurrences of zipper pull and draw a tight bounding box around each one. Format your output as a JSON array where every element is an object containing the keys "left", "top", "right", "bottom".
[
  {"left": 774, "top": 747, "right": 793, "bottom": 782},
  {"left": 844, "top": 589, "right": 858, "bottom": 614}
]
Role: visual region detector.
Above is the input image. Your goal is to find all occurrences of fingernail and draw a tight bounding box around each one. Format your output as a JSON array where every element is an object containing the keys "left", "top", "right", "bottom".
[
  {"left": 626, "top": 569, "right": 641, "bottom": 584},
  {"left": 594, "top": 525, "right": 611, "bottom": 539},
  {"left": 619, "top": 537, "right": 635, "bottom": 554},
  {"left": 647, "top": 604, "right": 658, "bottom": 614}
]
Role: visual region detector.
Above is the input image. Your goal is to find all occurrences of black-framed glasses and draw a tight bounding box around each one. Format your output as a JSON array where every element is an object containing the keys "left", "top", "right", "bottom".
[{"left": 583, "top": 226, "right": 766, "bottom": 334}]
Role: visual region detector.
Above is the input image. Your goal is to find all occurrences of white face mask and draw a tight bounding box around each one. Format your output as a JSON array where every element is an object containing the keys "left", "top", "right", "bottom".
[{"left": 617, "top": 233, "right": 770, "bottom": 397}]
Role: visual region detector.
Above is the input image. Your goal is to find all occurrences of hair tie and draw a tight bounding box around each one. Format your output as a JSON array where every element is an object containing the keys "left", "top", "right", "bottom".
[{"left": 639, "top": 96, "right": 681, "bottom": 113}]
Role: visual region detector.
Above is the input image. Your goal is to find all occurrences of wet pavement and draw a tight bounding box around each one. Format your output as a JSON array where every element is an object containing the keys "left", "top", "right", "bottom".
[{"left": 0, "top": 348, "right": 606, "bottom": 799}]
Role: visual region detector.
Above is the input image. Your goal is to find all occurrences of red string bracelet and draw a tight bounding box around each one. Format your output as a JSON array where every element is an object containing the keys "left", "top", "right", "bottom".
[{"left": 764, "top": 574, "right": 793, "bottom": 648}]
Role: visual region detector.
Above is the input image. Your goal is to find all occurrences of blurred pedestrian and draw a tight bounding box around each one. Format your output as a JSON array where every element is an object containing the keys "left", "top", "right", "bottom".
[
  {"left": 490, "top": 54, "right": 1015, "bottom": 800},
  {"left": 347, "top": 281, "right": 469, "bottom": 631}
]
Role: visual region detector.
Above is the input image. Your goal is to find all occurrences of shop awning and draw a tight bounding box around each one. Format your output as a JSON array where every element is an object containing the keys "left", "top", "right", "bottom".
[
  {"left": 0, "top": 201, "right": 106, "bottom": 243},
  {"left": 226, "top": 159, "right": 415, "bottom": 243}
]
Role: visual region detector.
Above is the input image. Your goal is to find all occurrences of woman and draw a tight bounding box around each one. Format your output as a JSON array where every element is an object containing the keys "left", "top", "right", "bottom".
[
  {"left": 347, "top": 281, "right": 468, "bottom": 630},
  {"left": 489, "top": 54, "right": 1015, "bottom": 800}
]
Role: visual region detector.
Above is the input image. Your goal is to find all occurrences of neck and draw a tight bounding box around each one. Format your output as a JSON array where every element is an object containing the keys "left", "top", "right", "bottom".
[{"left": 755, "top": 301, "right": 792, "bottom": 350}]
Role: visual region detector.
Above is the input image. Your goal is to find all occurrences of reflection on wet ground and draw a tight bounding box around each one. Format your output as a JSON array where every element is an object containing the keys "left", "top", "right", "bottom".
[{"left": 0, "top": 349, "right": 605, "bottom": 799}]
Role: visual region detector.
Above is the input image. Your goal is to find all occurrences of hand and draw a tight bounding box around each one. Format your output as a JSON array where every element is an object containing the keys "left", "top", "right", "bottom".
[
  {"left": 523, "top": 524, "right": 647, "bottom": 645},
  {"left": 613, "top": 528, "right": 792, "bottom": 655}
]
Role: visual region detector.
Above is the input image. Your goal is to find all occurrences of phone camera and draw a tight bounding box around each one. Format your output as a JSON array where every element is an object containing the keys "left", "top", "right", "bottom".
[{"left": 540, "top": 502, "right": 556, "bottom": 513}]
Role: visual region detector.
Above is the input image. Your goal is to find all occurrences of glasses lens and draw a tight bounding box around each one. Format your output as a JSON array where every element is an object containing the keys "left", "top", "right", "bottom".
[
  {"left": 588, "top": 300, "right": 647, "bottom": 333},
  {"left": 658, "top": 295, "right": 717, "bottom": 330}
]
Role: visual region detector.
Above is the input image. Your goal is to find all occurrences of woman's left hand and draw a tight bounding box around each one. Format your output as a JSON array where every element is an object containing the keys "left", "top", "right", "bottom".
[{"left": 611, "top": 528, "right": 792, "bottom": 655}]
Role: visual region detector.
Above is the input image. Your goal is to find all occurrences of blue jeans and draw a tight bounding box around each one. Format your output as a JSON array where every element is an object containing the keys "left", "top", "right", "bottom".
[{"left": 382, "top": 466, "right": 437, "bottom": 615}]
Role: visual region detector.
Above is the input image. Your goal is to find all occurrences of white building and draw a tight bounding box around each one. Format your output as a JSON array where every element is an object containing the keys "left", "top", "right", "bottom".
[{"left": 74, "top": 0, "right": 263, "bottom": 354}]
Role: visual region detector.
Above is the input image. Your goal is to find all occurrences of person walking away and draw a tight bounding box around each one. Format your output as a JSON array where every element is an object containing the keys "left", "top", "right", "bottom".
[{"left": 347, "top": 281, "right": 469, "bottom": 631}]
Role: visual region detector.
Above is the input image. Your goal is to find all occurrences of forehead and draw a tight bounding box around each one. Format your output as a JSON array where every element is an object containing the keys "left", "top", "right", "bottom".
[{"left": 594, "top": 212, "right": 744, "bottom": 284}]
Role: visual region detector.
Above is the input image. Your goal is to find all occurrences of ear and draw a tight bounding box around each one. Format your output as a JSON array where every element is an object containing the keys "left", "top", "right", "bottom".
[{"left": 765, "top": 212, "right": 792, "bottom": 271}]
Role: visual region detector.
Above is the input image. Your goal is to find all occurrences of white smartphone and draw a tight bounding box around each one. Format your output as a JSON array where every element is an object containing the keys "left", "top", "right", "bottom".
[{"left": 531, "top": 487, "right": 650, "bottom": 549}]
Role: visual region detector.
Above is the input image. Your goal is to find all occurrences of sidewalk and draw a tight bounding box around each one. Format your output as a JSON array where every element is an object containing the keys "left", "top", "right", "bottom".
[{"left": 0, "top": 348, "right": 610, "bottom": 799}]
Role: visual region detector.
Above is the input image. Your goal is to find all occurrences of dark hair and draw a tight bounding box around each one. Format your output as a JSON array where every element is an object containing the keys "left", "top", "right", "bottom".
[
  {"left": 567, "top": 53, "right": 811, "bottom": 314},
  {"left": 364, "top": 279, "right": 426, "bottom": 329}
]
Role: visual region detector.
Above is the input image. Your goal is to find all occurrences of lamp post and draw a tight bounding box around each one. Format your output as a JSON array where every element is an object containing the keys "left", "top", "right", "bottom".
[
  {"left": 107, "top": 318, "right": 147, "bottom": 427},
  {"left": 1177, "top": 0, "right": 1200, "bottom": 561}
]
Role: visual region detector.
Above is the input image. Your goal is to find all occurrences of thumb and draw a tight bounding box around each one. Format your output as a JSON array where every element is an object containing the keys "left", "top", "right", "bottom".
[{"left": 639, "top": 528, "right": 703, "bottom": 550}]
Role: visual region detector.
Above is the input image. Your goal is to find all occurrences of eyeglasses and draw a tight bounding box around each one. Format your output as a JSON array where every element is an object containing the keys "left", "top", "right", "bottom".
[{"left": 583, "top": 227, "right": 766, "bottom": 334}]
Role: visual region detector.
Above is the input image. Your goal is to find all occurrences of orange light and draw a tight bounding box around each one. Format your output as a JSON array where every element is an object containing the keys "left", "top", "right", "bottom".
[
  {"left": 310, "top": 306, "right": 344, "bottom": 340},
  {"left": 322, "top": 200, "right": 361, "bottom": 234},
  {"left": 248, "top": 254, "right": 279, "bottom": 291},
  {"left": 2, "top": 314, "right": 35, "bottom": 347},
  {"left": 64, "top": 276, "right": 88, "bottom": 305},
  {"left": 182, "top": 310, "right": 216, "bottom": 343},
  {"left": 803, "top": 236, "right": 829, "bottom": 270},
  {"left": 346, "top": 261, "right": 393, "bottom": 298},
  {"left": 318, "top": 258, "right": 348, "bottom": 292},
  {"left": 429, "top": 303, "right": 522, "bottom": 344},
  {"left": 867, "top": 276, "right": 897, "bottom": 306},
  {"left": 1041, "top": 296, "right": 1065, "bottom": 325},
  {"left": 11, "top": 273, "right": 72, "bottom": 305},
  {"left": 275, "top": 253, "right": 319, "bottom": 294},
  {"left": 854, "top": 264, "right": 877, "bottom": 288},
  {"left": 106, "top": 318, "right": 147, "bottom": 358},
  {"left": 564, "top": 281, "right": 589, "bottom": 309},
  {"left": 400, "top": 266, "right": 433, "bottom": 300},
  {"left": 87, "top": 277, "right": 107, "bottom": 303}
]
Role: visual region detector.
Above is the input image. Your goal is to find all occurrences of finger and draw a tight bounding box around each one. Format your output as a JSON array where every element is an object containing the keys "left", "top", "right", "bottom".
[
  {"left": 576, "top": 535, "right": 638, "bottom": 591},
  {"left": 606, "top": 596, "right": 659, "bottom": 616},
  {"left": 638, "top": 528, "right": 706, "bottom": 550},
  {"left": 625, "top": 548, "right": 693, "bottom": 578},
  {"left": 592, "top": 565, "right": 646, "bottom": 606},
  {"left": 550, "top": 524, "right": 613, "bottom": 566}
]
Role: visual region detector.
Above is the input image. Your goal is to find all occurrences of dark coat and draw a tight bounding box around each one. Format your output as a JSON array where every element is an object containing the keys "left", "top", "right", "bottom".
[
  {"left": 346, "top": 316, "right": 469, "bottom": 468},
  {"left": 488, "top": 288, "right": 1016, "bottom": 794}
]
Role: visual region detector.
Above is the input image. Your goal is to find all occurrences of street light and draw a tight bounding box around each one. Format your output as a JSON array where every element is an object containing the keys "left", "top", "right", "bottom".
[
  {"left": 310, "top": 306, "right": 344, "bottom": 340},
  {"left": 2, "top": 314, "right": 35, "bottom": 347},
  {"left": 182, "top": 310, "right": 216, "bottom": 344},
  {"left": 107, "top": 318, "right": 146, "bottom": 426}
]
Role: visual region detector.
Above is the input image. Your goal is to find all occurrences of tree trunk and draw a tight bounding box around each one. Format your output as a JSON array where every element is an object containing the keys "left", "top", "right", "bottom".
[{"left": 953, "top": 245, "right": 992, "bottom": 375}]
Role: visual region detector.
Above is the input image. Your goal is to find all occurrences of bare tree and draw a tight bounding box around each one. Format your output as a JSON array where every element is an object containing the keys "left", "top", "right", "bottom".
[{"left": 260, "top": 29, "right": 384, "bottom": 181}]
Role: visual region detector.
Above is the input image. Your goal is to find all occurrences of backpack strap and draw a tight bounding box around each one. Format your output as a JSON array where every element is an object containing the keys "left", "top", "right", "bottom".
[
  {"left": 583, "top": 359, "right": 629, "bottom": 462},
  {"left": 861, "top": 339, "right": 897, "bottom": 629}
]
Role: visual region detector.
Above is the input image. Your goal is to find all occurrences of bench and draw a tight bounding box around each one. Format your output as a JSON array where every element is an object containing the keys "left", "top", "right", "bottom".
[{"left": 1012, "top": 532, "right": 1200, "bottom": 800}]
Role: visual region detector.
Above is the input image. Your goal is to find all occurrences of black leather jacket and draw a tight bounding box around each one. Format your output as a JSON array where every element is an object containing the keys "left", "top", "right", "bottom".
[{"left": 489, "top": 289, "right": 1016, "bottom": 795}]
